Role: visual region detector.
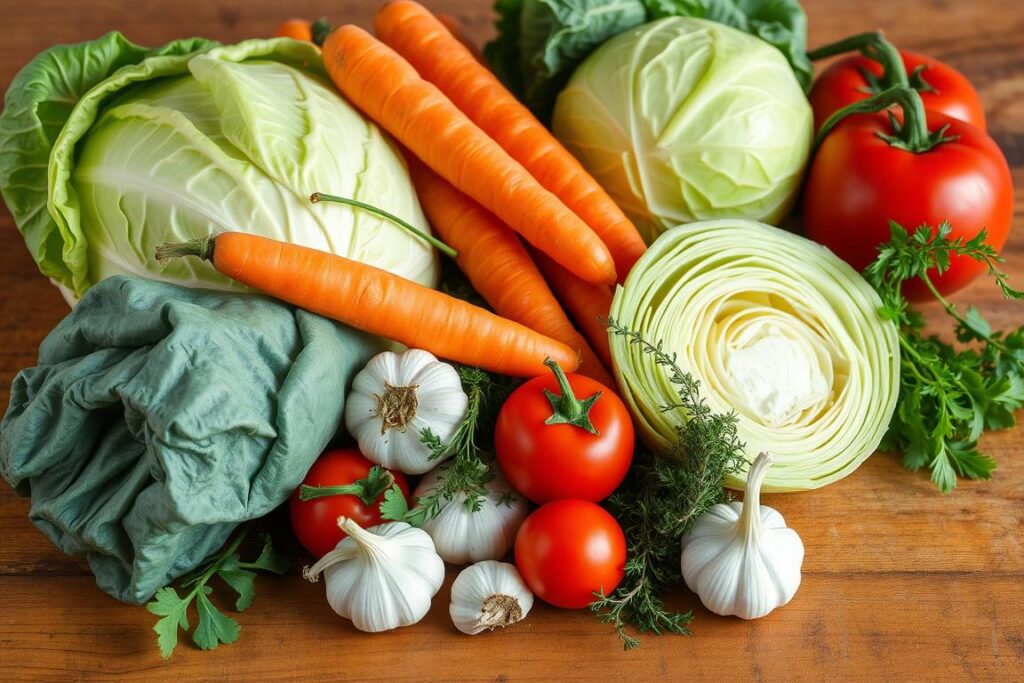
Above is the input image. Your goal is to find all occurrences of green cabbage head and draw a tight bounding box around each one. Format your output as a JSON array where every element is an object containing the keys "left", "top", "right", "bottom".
[
  {"left": 0, "top": 34, "right": 437, "bottom": 301},
  {"left": 552, "top": 17, "right": 812, "bottom": 243}
]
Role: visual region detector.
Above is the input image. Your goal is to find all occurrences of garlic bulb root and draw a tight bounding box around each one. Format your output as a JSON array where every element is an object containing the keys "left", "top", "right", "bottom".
[{"left": 449, "top": 561, "right": 534, "bottom": 635}]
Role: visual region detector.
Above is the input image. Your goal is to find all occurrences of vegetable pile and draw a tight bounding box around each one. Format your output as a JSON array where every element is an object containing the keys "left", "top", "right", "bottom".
[{"left": 0, "top": 0, "right": 1019, "bottom": 659}]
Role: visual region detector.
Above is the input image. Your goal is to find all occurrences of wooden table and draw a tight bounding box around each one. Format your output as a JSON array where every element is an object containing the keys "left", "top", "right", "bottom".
[{"left": 1, "top": 1, "right": 1021, "bottom": 680}]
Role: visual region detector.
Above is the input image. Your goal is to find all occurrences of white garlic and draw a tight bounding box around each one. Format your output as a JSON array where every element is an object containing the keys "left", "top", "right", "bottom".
[
  {"left": 303, "top": 517, "right": 444, "bottom": 632},
  {"left": 450, "top": 561, "right": 534, "bottom": 635},
  {"left": 414, "top": 464, "right": 528, "bottom": 565},
  {"left": 345, "top": 349, "right": 468, "bottom": 474},
  {"left": 681, "top": 451, "right": 804, "bottom": 620}
]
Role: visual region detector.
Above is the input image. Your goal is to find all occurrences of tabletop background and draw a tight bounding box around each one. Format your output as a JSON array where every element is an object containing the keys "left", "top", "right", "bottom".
[{"left": 0, "top": 1, "right": 1021, "bottom": 681}]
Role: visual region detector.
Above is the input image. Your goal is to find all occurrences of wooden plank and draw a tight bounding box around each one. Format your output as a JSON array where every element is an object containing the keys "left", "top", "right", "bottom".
[{"left": 0, "top": 0, "right": 1022, "bottom": 680}]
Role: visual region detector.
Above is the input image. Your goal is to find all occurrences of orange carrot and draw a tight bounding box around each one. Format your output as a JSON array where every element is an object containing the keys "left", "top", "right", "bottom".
[
  {"left": 405, "top": 154, "right": 615, "bottom": 387},
  {"left": 273, "top": 19, "right": 313, "bottom": 41},
  {"left": 434, "top": 13, "right": 484, "bottom": 63},
  {"left": 155, "top": 233, "right": 579, "bottom": 377},
  {"left": 374, "top": 0, "right": 647, "bottom": 282},
  {"left": 321, "top": 25, "right": 616, "bottom": 286},
  {"left": 532, "top": 249, "right": 615, "bottom": 371}
]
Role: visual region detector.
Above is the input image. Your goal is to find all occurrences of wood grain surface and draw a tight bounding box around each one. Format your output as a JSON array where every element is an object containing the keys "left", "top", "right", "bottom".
[{"left": 1, "top": 1, "right": 1022, "bottom": 681}]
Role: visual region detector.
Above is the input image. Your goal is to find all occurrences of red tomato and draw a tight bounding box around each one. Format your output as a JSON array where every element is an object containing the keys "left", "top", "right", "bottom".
[
  {"left": 514, "top": 499, "right": 626, "bottom": 609},
  {"left": 810, "top": 50, "right": 986, "bottom": 132},
  {"left": 495, "top": 362, "right": 633, "bottom": 503},
  {"left": 289, "top": 449, "right": 409, "bottom": 558},
  {"left": 803, "top": 108, "right": 1013, "bottom": 300}
]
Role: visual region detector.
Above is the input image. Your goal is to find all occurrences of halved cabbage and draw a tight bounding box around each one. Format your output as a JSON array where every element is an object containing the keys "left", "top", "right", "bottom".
[{"left": 609, "top": 220, "right": 899, "bottom": 491}]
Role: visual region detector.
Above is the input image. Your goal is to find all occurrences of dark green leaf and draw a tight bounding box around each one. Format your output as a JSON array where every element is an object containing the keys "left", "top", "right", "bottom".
[
  {"left": 244, "top": 534, "right": 291, "bottom": 575},
  {"left": 192, "top": 590, "right": 241, "bottom": 651},
  {"left": 218, "top": 569, "right": 257, "bottom": 611}
]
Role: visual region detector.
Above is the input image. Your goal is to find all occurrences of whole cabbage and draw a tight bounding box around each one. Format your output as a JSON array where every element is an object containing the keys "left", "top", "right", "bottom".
[
  {"left": 0, "top": 33, "right": 437, "bottom": 302},
  {"left": 552, "top": 17, "right": 813, "bottom": 243}
]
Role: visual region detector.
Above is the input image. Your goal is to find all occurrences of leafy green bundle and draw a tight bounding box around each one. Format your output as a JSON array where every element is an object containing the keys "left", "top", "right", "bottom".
[{"left": 866, "top": 221, "right": 1024, "bottom": 492}]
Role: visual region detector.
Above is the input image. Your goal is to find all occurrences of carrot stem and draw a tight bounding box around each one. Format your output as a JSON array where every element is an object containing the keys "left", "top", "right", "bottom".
[
  {"left": 310, "top": 192, "right": 458, "bottom": 259},
  {"left": 155, "top": 237, "right": 214, "bottom": 262}
]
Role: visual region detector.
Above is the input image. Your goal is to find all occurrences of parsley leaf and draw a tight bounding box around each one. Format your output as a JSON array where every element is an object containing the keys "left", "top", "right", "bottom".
[
  {"left": 865, "top": 221, "right": 1024, "bottom": 492},
  {"left": 145, "top": 529, "right": 290, "bottom": 658}
]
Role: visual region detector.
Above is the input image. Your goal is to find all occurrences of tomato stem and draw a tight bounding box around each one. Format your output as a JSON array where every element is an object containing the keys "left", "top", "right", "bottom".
[
  {"left": 808, "top": 31, "right": 910, "bottom": 90},
  {"left": 542, "top": 357, "right": 601, "bottom": 435},
  {"left": 814, "top": 86, "right": 957, "bottom": 154},
  {"left": 299, "top": 466, "right": 396, "bottom": 507}
]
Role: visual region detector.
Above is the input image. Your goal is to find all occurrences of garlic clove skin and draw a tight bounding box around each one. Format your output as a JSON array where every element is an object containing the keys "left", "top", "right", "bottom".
[
  {"left": 305, "top": 518, "right": 445, "bottom": 632},
  {"left": 345, "top": 350, "right": 468, "bottom": 474},
  {"left": 415, "top": 465, "right": 528, "bottom": 564},
  {"left": 450, "top": 561, "right": 534, "bottom": 635},
  {"left": 681, "top": 452, "right": 804, "bottom": 620}
]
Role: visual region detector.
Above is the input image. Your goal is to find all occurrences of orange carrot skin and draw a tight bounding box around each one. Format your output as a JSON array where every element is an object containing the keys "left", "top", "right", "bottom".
[
  {"left": 405, "top": 155, "right": 615, "bottom": 387},
  {"left": 209, "top": 233, "right": 579, "bottom": 377},
  {"left": 274, "top": 19, "right": 313, "bottom": 41},
  {"left": 321, "top": 25, "right": 617, "bottom": 286},
  {"left": 434, "top": 13, "right": 484, "bottom": 63},
  {"left": 532, "top": 249, "right": 615, "bottom": 371},
  {"left": 375, "top": 0, "right": 647, "bottom": 282}
]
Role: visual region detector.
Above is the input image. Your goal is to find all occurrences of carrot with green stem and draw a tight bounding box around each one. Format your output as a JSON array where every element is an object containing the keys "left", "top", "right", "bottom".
[
  {"left": 531, "top": 249, "right": 616, "bottom": 371},
  {"left": 374, "top": 0, "right": 647, "bottom": 282},
  {"left": 155, "top": 233, "right": 578, "bottom": 377},
  {"left": 405, "top": 155, "right": 615, "bottom": 387},
  {"left": 320, "top": 24, "right": 617, "bottom": 286}
]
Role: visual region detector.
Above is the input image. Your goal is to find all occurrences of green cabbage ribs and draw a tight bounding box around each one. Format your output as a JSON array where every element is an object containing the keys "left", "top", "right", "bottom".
[
  {"left": 0, "top": 33, "right": 437, "bottom": 302},
  {"left": 0, "top": 276, "right": 381, "bottom": 604},
  {"left": 610, "top": 220, "right": 900, "bottom": 491}
]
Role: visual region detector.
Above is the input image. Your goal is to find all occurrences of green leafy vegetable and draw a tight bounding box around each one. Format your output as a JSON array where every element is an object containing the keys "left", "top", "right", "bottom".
[
  {"left": 146, "top": 530, "right": 290, "bottom": 658},
  {"left": 485, "top": 0, "right": 811, "bottom": 122},
  {"left": 0, "top": 33, "right": 439, "bottom": 301},
  {"left": 552, "top": 19, "right": 813, "bottom": 240},
  {"left": 380, "top": 366, "right": 519, "bottom": 526},
  {"left": 590, "top": 320, "right": 745, "bottom": 649},
  {"left": 865, "top": 221, "right": 1024, "bottom": 493}
]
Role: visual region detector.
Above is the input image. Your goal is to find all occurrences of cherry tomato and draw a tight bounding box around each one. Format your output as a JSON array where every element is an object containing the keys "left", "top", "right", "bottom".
[
  {"left": 811, "top": 49, "right": 986, "bottom": 132},
  {"left": 289, "top": 448, "right": 409, "bottom": 558},
  {"left": 495, "top": 360, "right": 633, "bottom": 503},
  {"left": 804, "top": 105, "right": 1013, "bottom": 301},
  {"left": 514, "top": 499, "right": 626, "bottom": 609}
]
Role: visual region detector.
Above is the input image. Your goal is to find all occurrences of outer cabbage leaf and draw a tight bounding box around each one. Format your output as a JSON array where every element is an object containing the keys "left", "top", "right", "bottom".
[
  {"left": 609, "top": 220, "right": 900, "bottom": 491},
  {"left": 552, "top": 18, "right": 812, "bottom": 241},
  {"left": 0, "top": 32, "right": 217, "bottom": 293},
  {"left": 485, "top": 0, "right": 647, "bottom": 122},
  {"left": 644, "top": 0, "right": 811, "bottom": 90}
]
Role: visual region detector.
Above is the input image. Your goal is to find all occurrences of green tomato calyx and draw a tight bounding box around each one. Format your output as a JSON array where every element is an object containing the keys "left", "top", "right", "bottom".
[{"left": 542, "top": 357, "right": 601, "bottom": 435}]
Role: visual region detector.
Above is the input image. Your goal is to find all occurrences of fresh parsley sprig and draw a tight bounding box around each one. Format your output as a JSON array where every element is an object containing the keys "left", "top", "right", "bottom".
[
  {"left": 865, "top": 221, "right": 1024, "bottom": 492},
  {"left": 591, "top": 320, "right": 745, "bottom": 649},
  {"left": 381, "top": 366, "right": 518, "bottom": 526},
  {"left": 146, "top": 530, "right": 290, "bottom": 658}
]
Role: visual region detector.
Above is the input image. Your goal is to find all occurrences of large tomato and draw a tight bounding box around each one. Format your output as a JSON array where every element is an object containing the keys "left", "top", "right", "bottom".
[
  {"left": 810, "top": 49, "right": 986, "bottom": 132},
  {"left": 289, "top": 448, "right": 410, "bottom": 558},
  {"left": 803, "top": 100, "right": 1013, "bottom": 301},
  {"left": 514, "top": 499, "right": 626, "bottom": 609},
  {"left": 495, "top": 360, "right": 633, "bottom": 503}
]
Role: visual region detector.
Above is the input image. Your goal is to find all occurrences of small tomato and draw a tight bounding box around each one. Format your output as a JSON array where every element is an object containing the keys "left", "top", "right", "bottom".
[
  {"left": 495, "top": 359, "right": 633, "bottom": 503},
  {"left": 514, "top": 499, "right": 627, "bottom": 609}
]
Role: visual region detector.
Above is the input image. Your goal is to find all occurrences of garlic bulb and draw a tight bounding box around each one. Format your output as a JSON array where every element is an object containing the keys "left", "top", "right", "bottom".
[
  {"left": 303, "top": 517, "right": 444, "bottom": 632},
  {"left": 345, "top": 349, "right": 468, "bottom": 474},
  {"left": 414, "top": 464, "right": 528, "bottom": 564},
  {"left": 450, "top": 561, "right": 534, "bottom": 635},
  {"left": 681, "top": 452, "right": 804, "bottom": 620}
]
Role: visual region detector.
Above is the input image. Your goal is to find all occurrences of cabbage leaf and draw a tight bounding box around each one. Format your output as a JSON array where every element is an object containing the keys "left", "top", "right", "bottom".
[{"left": 485, "top": 0, "right": 810, "bottom": 123}]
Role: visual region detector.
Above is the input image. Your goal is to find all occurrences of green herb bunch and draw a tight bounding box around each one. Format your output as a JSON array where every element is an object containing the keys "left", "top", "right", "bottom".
[
  {"left": 865, "top": 221, "right": 1024, "bottom": 492},
  {"left": 147, "top": 530, "right": 290, "bottom": 658},
  {"left": 590, "top": 319, "right": 745, "bottom": 649}
]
